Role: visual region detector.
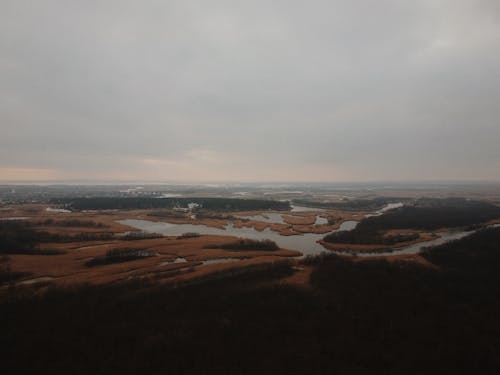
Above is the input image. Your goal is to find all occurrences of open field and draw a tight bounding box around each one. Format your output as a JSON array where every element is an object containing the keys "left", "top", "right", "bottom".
[{"left": 1, "top": 203, "right": 322, "bottom": 286}]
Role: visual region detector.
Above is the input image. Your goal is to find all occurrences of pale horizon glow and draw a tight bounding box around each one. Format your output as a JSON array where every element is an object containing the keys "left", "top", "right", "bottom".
[{"left": 1, "top": 1, "right": 500, "bottom": 183}]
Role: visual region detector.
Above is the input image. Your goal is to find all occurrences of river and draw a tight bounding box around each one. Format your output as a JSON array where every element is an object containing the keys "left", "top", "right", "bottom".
[{"left": 118, "top": 203, "right": 477, "bottom": 258}]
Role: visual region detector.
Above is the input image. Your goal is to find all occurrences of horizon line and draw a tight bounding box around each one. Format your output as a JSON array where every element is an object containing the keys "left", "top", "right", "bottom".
[{"left": 1, "top": 179, "right": 500, "bottom": 186}]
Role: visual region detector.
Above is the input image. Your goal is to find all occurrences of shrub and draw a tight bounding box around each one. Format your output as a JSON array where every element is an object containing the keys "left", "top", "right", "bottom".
[
  {"left": 204, "top": 238, "right": 279, "bottom": 251},
  {"left": 121, "top": 232, "right": 163, "bottom": 240},
  {"left": 177, "top": 232, "right": 201, "bottom": 239},
  {"left": 85, "top": 248, "right": 153, "bottom": 267}
]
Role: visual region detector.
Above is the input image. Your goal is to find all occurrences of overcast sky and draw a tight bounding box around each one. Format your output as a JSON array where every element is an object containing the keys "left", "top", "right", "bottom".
[{"left": 1, "top": 0, "right": 500, "bottom": 183}]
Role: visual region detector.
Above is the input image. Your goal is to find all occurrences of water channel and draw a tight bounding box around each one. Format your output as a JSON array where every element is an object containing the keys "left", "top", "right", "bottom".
[{"left": 119, "top": 203, "right": 477, "bottom": 258}]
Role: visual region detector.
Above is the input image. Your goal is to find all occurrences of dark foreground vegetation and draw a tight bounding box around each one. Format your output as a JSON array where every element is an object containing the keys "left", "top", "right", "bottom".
[
  {"left": 0, "top": 221, "right": 41, "bottom": 254},
  {"left": 52, "top": 197, "right": 290, "bottom": 211},
  {"left": 34, "top": 219, "right": 108, "bottom": 228},
  {"left": 0, "top": 221, "right": 114, "bottom": 254},
  {"left": 2, "top": 227, "right": 500, "bottom": 374},
  {"left": 0, "top": 221, "right": 74, "bottom": 254},
  {"left": 0, "top": 256, "right": 31, "bottom": 284},
  {"left": 324, "top": 198, "right": 500, "bottom": 245},
  {"left": 421, "top": 226, "right": 500, "bottom": 274},
  {"left": 204, "top": 238, "right": 279, "bottom": 251}
]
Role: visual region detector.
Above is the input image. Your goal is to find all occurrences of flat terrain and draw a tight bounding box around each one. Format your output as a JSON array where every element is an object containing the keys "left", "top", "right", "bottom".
[
  {"left": 3, "top": 195, "right": 500, "bottom": 287},
  {"left": 2, "top": 189, "right": 500, "bottom": 374},
  {"left": 1, "top": 205, "right": 303, "bottom": 286}
]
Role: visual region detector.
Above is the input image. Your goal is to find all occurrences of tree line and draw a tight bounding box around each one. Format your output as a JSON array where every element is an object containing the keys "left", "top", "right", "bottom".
[
  {"left": 324, "top": 198, "right": 500, "bottom": 245},
  {"left": 51, "top": 197, "right": 291, "bottom": 211}
]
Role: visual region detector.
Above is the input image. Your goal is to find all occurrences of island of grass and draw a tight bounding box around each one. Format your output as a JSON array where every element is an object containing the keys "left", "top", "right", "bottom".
[{"left": 323, "top": 198, "right": 500, "bottom": 245}]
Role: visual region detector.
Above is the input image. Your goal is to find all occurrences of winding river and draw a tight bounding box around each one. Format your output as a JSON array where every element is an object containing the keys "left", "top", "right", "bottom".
[{"left": 118, "top": 203, "right": 478, "bottom": 258}]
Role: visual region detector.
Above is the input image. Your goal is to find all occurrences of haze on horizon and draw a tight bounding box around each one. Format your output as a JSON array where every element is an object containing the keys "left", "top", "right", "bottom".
[{"left": 1, "top": 1, "right": 500, "bottom": 183}]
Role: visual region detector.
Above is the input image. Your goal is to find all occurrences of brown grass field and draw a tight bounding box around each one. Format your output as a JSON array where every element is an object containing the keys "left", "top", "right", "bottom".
[{"left": 1, "top": 204, "right": 439, "bottom": 288}]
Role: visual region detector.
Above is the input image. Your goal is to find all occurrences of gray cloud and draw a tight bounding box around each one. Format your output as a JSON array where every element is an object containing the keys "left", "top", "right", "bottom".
[{"left": 1, "top": 0, "right": 500, "bottom": 182}]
